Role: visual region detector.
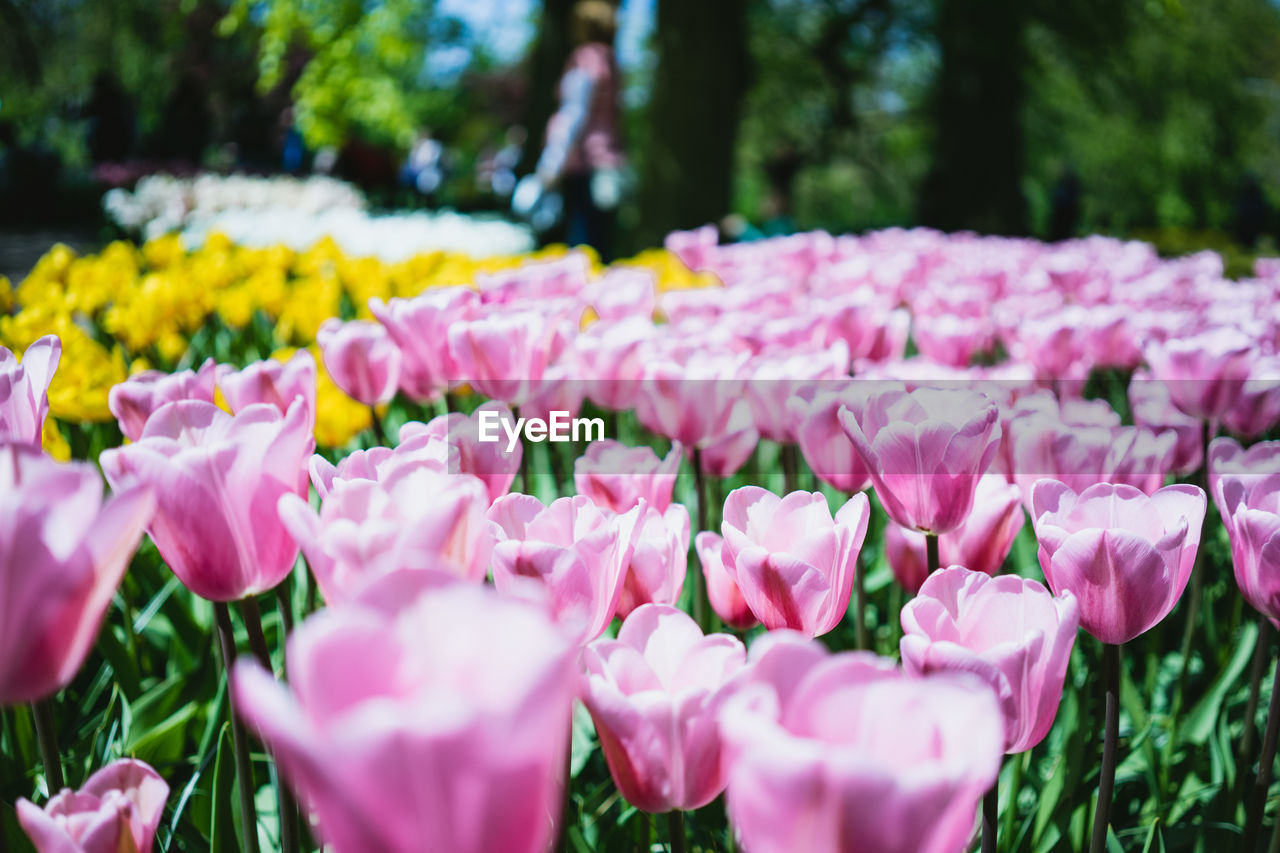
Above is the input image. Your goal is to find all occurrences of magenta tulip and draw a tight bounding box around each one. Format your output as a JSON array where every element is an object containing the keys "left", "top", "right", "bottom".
[
  {"left": 1, "top": 335, "right": 60, "bottom": 446},
  {"left": 280, "top": 463, "right": 492, "bottom": 604},
  {"left": 574, "top": 439, "right": 682, "bottom": 514},
  {"left": 1031, "top": 479, "right": 1205, "bottom": 644},
  {"left": 17, "top": 759, "right": 169, "bottom": 853},
  {"left": 108, "top": 357, "right": 216, "bottom": 442},
  {"left": 900, "top": 567, "right": 1079, "bottom": 753},
  {"left": 414, "top": 402, "right": 521, "bottom": 503},
  {"left": 369, "top": 286, "right": 478, "bottom": 401},
  {"left": 217, "top": 350, "right": 317, "bottom": 424},
  {"left": 488, "top": 493, "right": 641, "bottom": 643},
  {"left": 581, "top": 604, "right": 746, "bottom": 812},
  {"left": 695, "top": 531, "right": 759, "bottom": 631},
  {"left": 1209, "top": 437, "right": 1280, "bottom": 526},
  {"left": 720, "top": 634, "right": 1003, "bottom": 853},
  {"left": 1128, "top": 370, "right": 1204, "bottom": 475},
  {"left": 233, "top": 573, "right": 576, "bottom": 853},
  {"left": 839, "top": 386, "right": 1001, "bottom": 535},
  {"left": 720, "top": 488, "right": 869, "bottom": 636},
  {"left": 885, "top": 473, "right": 1025, "bottom": 594},
  {"left": 0, "top": 444, "right": 154, "bottom": 704},
  {"left": 100, "top": 399, "right": 313, "bottom": 602},
  {"left": 317, "top": 318, "right": 402, "bottom": 406}
]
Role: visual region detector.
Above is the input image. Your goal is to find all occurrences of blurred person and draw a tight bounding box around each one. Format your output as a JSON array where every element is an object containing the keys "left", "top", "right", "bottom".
[
  {"left": 83, "top": 71, "right": 136, "bottom": 164},
  {"left": 533, "top": 0, "right": 625, "bottom": 261}
]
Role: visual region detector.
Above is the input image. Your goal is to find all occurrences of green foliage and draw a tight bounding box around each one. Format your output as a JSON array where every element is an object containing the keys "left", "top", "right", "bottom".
[{"left": 221, "top": 0, "right": 458, "bottom": 150}]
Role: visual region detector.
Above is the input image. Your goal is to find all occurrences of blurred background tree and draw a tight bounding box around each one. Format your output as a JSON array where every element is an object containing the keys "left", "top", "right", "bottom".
[{"left": 1, "top": 0, "right": 1279, "bottom": 250}]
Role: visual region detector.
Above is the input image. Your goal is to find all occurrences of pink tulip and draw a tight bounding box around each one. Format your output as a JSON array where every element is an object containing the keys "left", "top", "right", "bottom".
[
  {"left": 696, "top": 400, "right": 761, "bottom": 478},
  {"left": 720, "top": 634, "right": 1003, "bottom": 853},
  {"left": 1031, "top": 479, "right": 1205, "bottom": 644},
  {"left": 585, "top": 268, "right": 656, "bottom": 322},
  {"left": 0, "top": 444, "right": 154, "bottom": 704},
  {"left": 581, "top": 604, "right": 746, "bottom": 812},
  {"left": 414, "top": 402, "right": 522, "bottom": 503},
  {"left": 17, "top": 759, "right": 169, "bottom": 853},
  {"left": 634, "top": 351, "right": 751, "bottom": 449},
  {"left": 900, "top": 567, "right": 1079, "bottom": 753},
  {"left": 369, "top": 286, "right": 478, "bottom": 401},
  {"left": 108, "top": 357, "right": 216, "bottom": 442},
  {"left": 447, "top": 310, "right": 559, "bottom": 406},
  {"left": 307, "top": 425, "right": 454, "bottom": 501},
  {"left": 575, "top": 317, "right": 656, "bottom": 412},
  {"left": 1209, "top": 437, "right": 1280, "bottom": 526},
  {"left": 100, "top": 399, "right": 313, "bottom": 602},
  {"left": 743, "top": 343, "right": 848, "bottom": 443},
  {"left": 1144, "top": 327, "right": 1254, "bottom": 420},
  {"left": 695, "top": 532, "right": 758, "bottom": 631},
  {"left": 317, "top": 319, "right": 402, "bottom": 405},
  {"left": 885, "top": 473, "right": 1025, "bottom": 594},
  {"left": 1221, "top": 357, "right": 1280, "bottom": 439},
  {"left": 839, "top": 386, "right": 1002, "bottom": 534},
  {"left": 1128, "top": 370, "right": 1204, "bottom": 475},
  {"left": 615, "top": 504, "right": 690, "bottom": 619},
  {"left": 217, "top": 350, "right": 317, "bottom": 425},
  {"left": 720, "top": 488, "right": 869, "bottom": 636},
  {"left": 1210, "top": 438, "right": 1280, "bottom": 625},
  {"left": 1008, "top": 419, "right": 1175, "bottom": 508},
  {"left": 488, "top": 494, "right": 641, "bottom": 643},
  {"left": 281, "top": 462, "right": 492, "bottom": 604},
  {"left": 1, "top": 335, "right": 61, "bottom": 446},
  {"left": 233, "top": 573, "right": 576, "bottom": 853},
  {"left": 786, "top": 383, "right": 873, "bottom": 494},
  {"left": 574, "top": 440, "right": 682, "bottom": 514}
]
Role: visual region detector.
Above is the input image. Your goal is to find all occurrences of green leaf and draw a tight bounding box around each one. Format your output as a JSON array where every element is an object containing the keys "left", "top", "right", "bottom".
[
  {"left": 1181, "top": 620, "right": 1257, "bottom": 746},
  {"left": 209, "top": 723, "right": 239, "bottom": 853}
]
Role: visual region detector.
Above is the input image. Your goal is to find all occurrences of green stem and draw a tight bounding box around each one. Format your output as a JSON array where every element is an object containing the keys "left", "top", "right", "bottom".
[
  {"left": 855, "top": 547, "right": 869, "bottom": 651},
  {"left": 238, "top": 599, "right": 299, "bottom": 853},
  {"left": 1245, "top": 654, "right": 1280, "bottom": 851},
  {"left": 213, "top": 602, "right": 261, "bottom": 853},
  {"left": 1089, "top": 642, "right": 1121, "bottom": 853},
  {"left": 274, "top": 577, "right": 295, "bottom": 638},
  {"left": 982, "top": 781, "right": 998, "bottom": 853},
  {"left": 1003, "top": 752, "right": 1024, "bottom": 844},
  {"left": 781, "top": 444, "right": 799, "bottom": 494},
  {"left": 925, "top": 532, "right": 940, "bottom": 576},
  {"left": 691, "top": 448, "right": 709, "bottom": 633},
  {"left": 667, "top": 810, "right": 687, "bottom": 853},
  {"left": 369, "top": 406, "right": 387, "bottom": 446},
  {"left": 1237, "top": 620, "right": 1272, "bottom": 816},
  {"left": 30, "top": 698, "right": 63, "bottom": 794}
]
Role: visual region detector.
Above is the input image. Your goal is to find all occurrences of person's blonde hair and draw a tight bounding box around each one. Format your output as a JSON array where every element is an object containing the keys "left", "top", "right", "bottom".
[{"left": 572, "top": 0, "right": 617, "bottom": 45}]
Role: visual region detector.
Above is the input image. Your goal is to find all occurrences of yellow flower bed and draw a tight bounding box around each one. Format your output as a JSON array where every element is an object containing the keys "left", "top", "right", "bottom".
[{"left": 1, "top": 234, "right": 716, "bottom": 449}]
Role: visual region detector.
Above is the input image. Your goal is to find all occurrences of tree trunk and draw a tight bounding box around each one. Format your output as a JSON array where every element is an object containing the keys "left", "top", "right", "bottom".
[
  {"left": 636, "top": 0, "right": 750, "bottom": 249},
  {"left": 919, "top": 0, "right": 1028, "bottom": 235},
  {"left": 522, "top": 0, "right": 576, "bottom": 173}
]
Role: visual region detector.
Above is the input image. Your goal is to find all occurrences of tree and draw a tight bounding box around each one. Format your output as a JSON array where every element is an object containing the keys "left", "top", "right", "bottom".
[{"left": 637, "top": 0, "right": 751, "bottom": 247}]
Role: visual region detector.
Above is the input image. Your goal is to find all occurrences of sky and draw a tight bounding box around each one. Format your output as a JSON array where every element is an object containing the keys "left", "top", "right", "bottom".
[{"left": 431, "top": 0, "right": 655, "bottom": 78}]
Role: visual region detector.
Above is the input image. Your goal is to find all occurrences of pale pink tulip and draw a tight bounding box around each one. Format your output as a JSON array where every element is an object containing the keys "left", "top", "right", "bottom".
[
  {"left": 217, "top": 350, "right": 317, "bottom": 425},
  {"left": 840, "top": 386, "right": 1002, "bottom": 534},
  {"left": 1128, "top": 370, "right": 1204, "bottom": 475},
  {"left": 108, "top": 357, "right": 215, "bottom": 442},
  {"left": 0, "top": 444, "right": 154, "bottom": 704},
  {"left": 615, "top": 504, "right": 690, "bottom": 619},
  {"left": 488, "top": 494, "right": 641, "bottom": 643},
  {"left": 581, "top": 604, "right": 746, "bottom": 812},
  {"left": 786, "top": 383, "right": 873, "bottom": 494},
  {"left": 317, "top": 319, "right": 402, "bottom": 405},
  {"left": 17, "top": 759, "right": 168, "bottom": 853},
  {"left": 885, "top": 473, "right": 1025, "bottom": 593},
  {"left": 447, "top": 310, "right": 559, "bottom": 406},
  {"left": 721, "top": 635, "right": 1003, "bottom": 853},
  {"left": 0, "top": 335, "right": 60, "bottom": 446},
  {"left": 280, "top": 464, "right": 491, "bottom": 604},
  {"left": 574, "top": 440, "right": 681, "bottom": 514},
  {"left": 100, "top": 399, "right": 312, "bottom": 602},
  {"left": 414, "top": 402, "right": 522, "bottom": 503},
  {"left": 369, "top": 286, "right": 478, "bottom": 401},
  {"left": 1210, "top": 437, "right": 1280, "bottom": 625},
  {"left": 695, "top": 532, "right": 758, "bottom": 631},
  {"left": 720, "top": 488, "right": 869, "bottom": 636},
  {"left": 1031, "top": 479, "right": 1205, "bottom": 644},
  {"left": 306, "top": 423, "right": 455, "bottom": 501},
  {"left": 233, "top": 573, "right": 576, "bottom": 853},
  {"left": 900, "top": 567, "right": 1079, "bottom": 753},
  {"left": 1144, "top": 327, "right": 1254, "bottom": 420}
]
